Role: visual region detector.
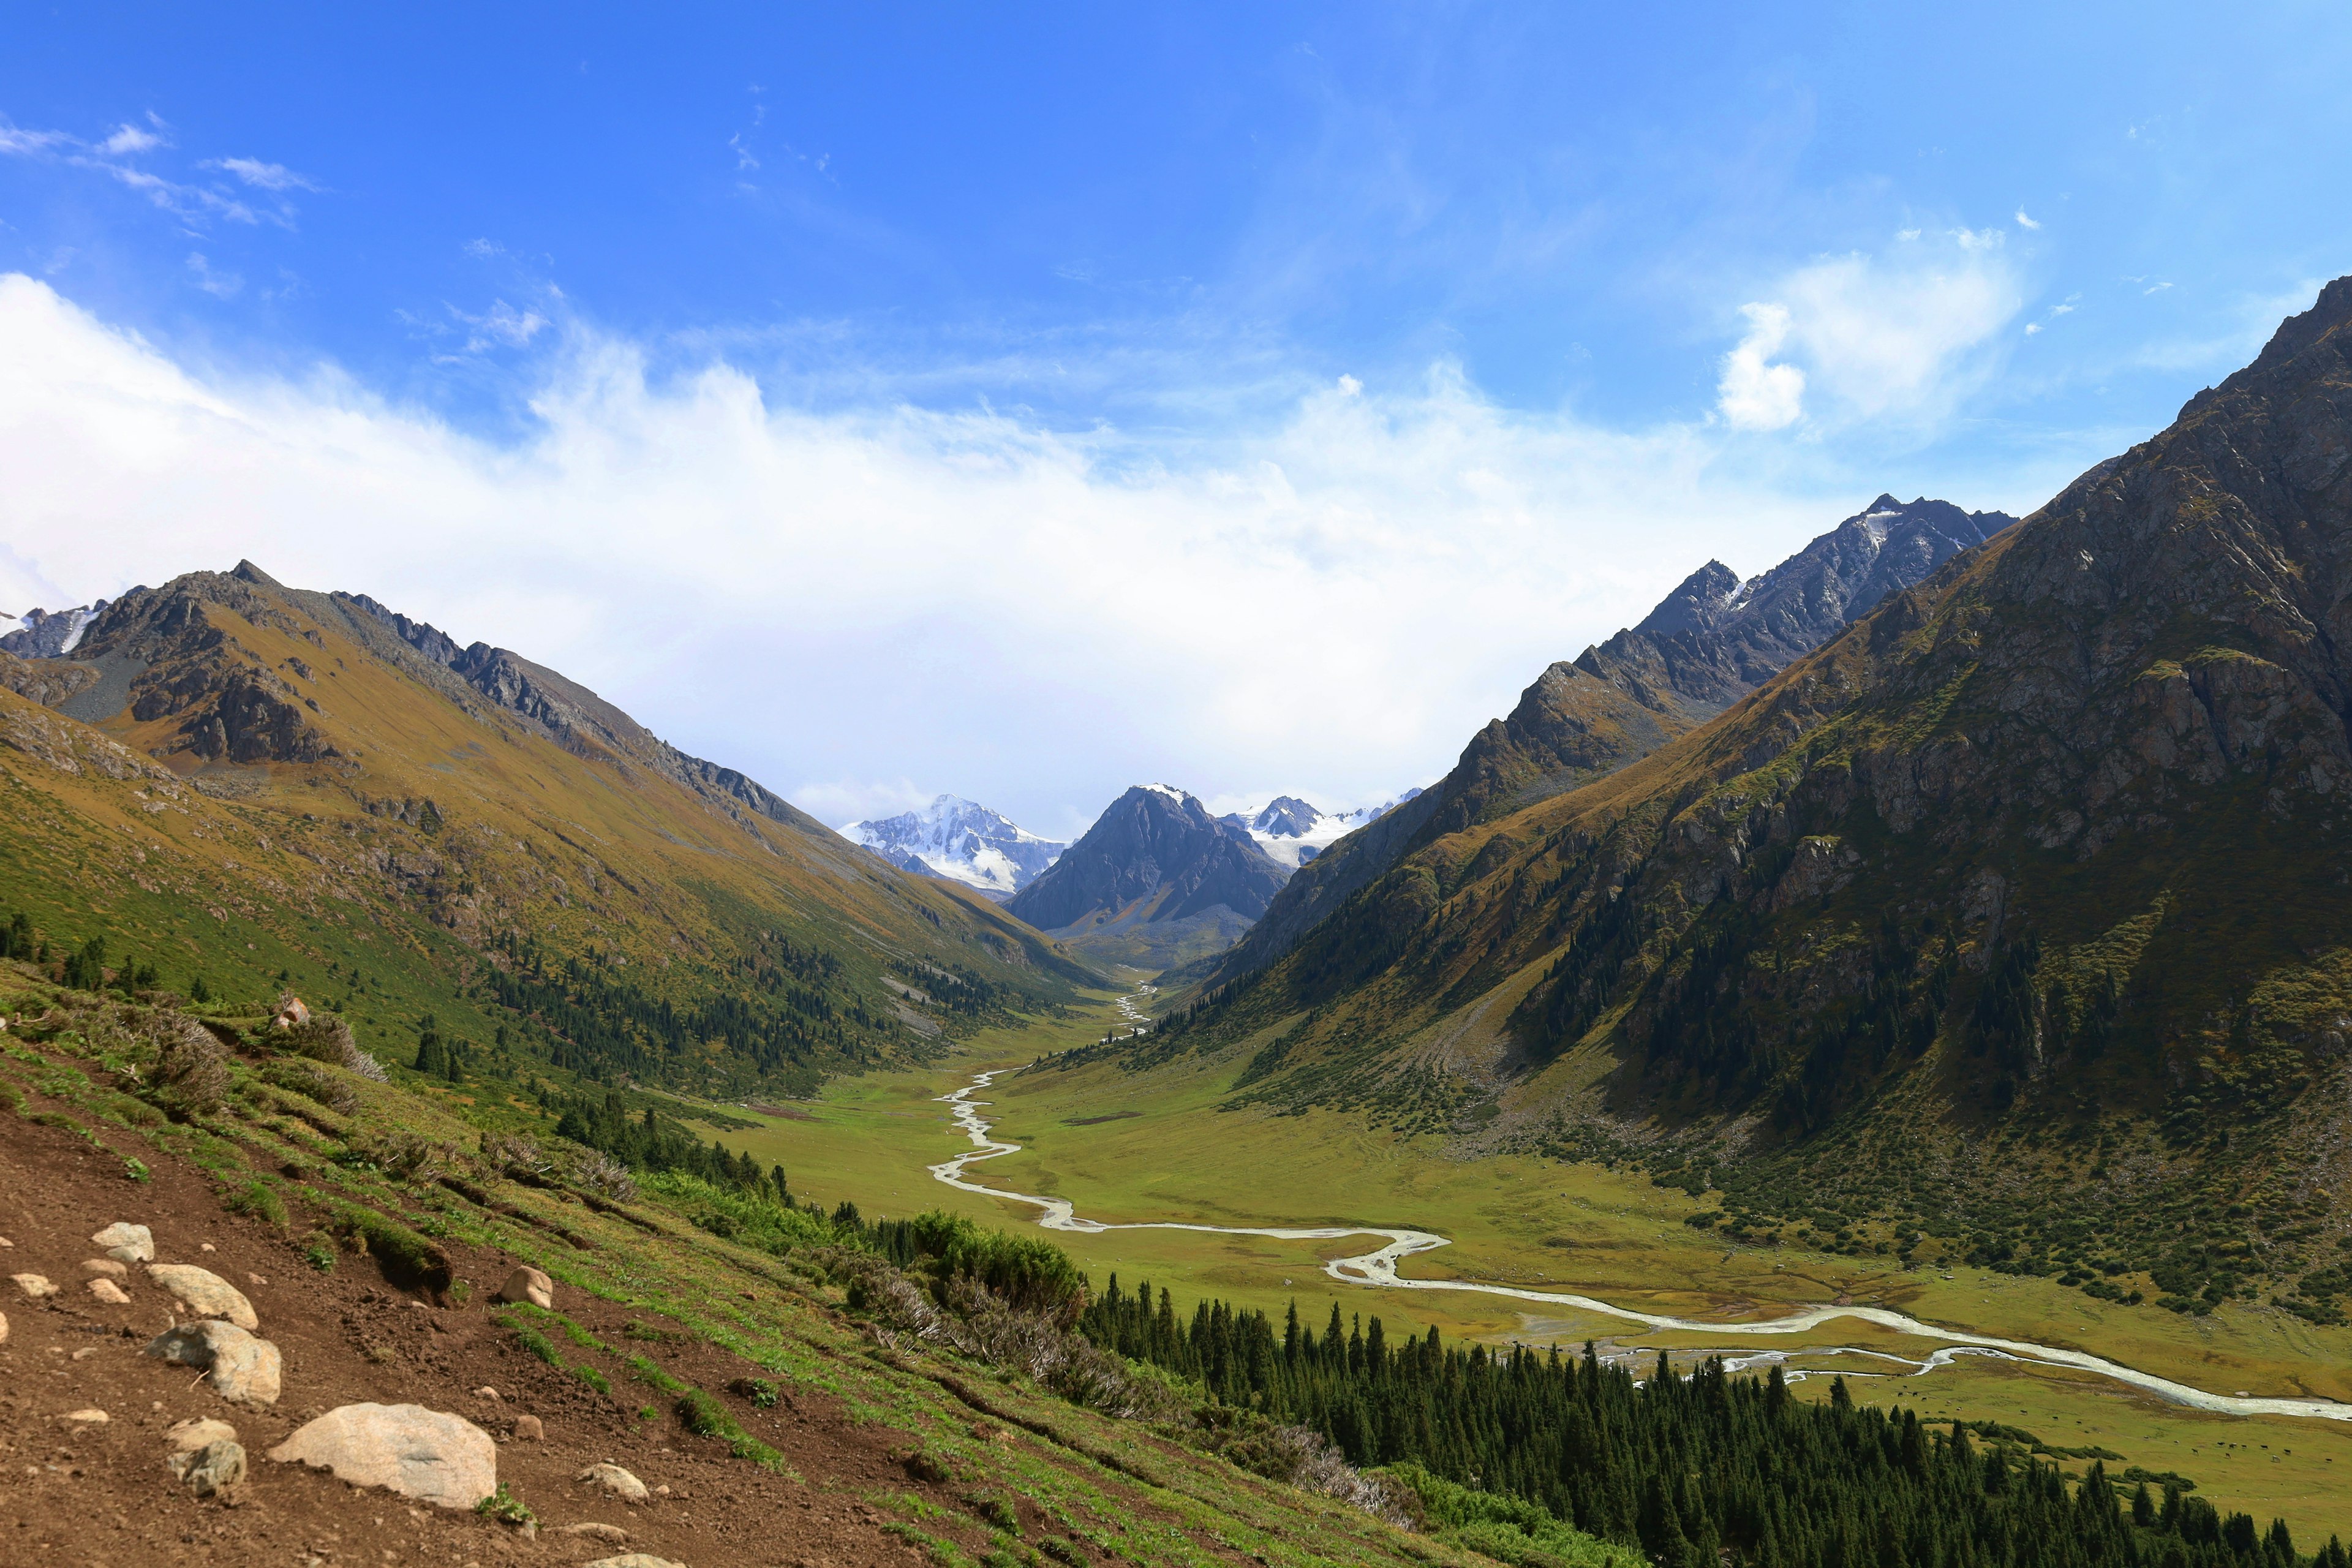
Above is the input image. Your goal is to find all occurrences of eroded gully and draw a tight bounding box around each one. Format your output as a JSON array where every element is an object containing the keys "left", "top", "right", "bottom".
[{"left": 927, "top": 1067, "right": 2350, "bottom": 1422}]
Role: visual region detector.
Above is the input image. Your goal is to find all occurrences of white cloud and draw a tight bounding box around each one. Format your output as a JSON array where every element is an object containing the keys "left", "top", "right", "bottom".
[
  {"left": 0, "top": 273, "right": 1872, "bottom": 831},
  {"left": 1723, "top": 235, "right": 2026, "bottom": 429},
  {"left": 204, "top": 156, "right": 320, "bottom": 192},
  {"left": 2015, "top": 209, "right": 2041, "bottom": 230},
  {"left": 1716, "top": 303, "right": 1806, "bottom": 430},
  {"left": 100, "top": 123, "right": 165, "bottom": 156}
]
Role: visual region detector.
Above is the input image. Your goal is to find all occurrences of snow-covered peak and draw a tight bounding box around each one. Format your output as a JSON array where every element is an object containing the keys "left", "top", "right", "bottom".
[
  {"left": 1139, "top": 782, "right": 1192, "bottom": 806},
  {"left": 0, "top": 601, "right": 108, "bottom": 660},
  {"left": 840, "top": 794, "right": 1066, "bottom": 899},
  {"left": 1223, "top": 786, "right": 1426, "bottom": 869}
]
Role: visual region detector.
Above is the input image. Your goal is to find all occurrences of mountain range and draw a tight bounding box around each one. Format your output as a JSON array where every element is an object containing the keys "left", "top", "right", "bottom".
[
  {"left": 1162, "top": 276, "right": 2352, "bottom": 1320},
  {"left": 840, "top": 794, "right": 1066, "bottom": 899},
  {"left": 1221, "top": 790, "right": 1425, "bottom": 869},
  {"left": 1209, "top": 493, "right": 2015, "bottom": 986}
]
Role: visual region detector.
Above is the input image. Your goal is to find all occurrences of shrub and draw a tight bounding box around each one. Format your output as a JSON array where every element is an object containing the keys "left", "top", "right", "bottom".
[
  {"left": 222, "top": 1180, "right": 289, "bottom": 1226},
  {"left": 149, "top": 1016, "right": 228, "bottom": 1120},
  {"left": 280, "top": 1013, "right": 385, "bottom": 1080},
  {"left": 259, "top": 1058, "right": 358, "bottom": 1114},
  {"left": 729, "top": 1377, "right": 781, "bottom": 1409}
]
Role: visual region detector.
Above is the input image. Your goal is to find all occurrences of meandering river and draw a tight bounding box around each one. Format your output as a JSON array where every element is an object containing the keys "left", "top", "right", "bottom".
[{"left": 927, "top": 1067, "right": 2350, "bottom": 1423}]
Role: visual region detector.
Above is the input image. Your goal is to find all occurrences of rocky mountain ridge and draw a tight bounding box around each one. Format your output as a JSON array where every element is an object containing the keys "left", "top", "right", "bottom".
[
  {"left": 1210, "top": 494, "right": 2014, "bottom": 986},
  {"left": 1219, "top": 789, "right": 1426, "bottom": 870}
]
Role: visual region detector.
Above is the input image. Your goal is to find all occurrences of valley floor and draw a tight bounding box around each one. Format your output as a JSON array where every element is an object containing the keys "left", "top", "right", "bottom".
[{"left": 709, "top": 990, "right": 2352, "bottom": 1539}]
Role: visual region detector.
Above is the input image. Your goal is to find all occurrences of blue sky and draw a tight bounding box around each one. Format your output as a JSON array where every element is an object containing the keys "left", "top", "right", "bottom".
[{"left": 2, "top": 3, "right": 2348, "bottom": 837}]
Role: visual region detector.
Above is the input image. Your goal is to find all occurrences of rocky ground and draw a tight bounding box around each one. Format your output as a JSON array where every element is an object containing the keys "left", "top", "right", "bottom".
[{"left": 0, "top": 1108, "right": 1018, "bottom": 1568}]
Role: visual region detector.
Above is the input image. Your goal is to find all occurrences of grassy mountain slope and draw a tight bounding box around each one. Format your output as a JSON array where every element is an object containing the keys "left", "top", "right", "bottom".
[
  {"left": 0, "top": 562, "right": 1088, "bottom": 1100},
  {"left": 1156, "top": 278, "right": 2352, "bottom": 1319}
]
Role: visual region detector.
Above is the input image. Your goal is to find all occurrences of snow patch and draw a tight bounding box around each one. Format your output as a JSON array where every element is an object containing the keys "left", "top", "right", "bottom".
[{"left": 840, "top": 794, "right": 1065, "bottom": 897}]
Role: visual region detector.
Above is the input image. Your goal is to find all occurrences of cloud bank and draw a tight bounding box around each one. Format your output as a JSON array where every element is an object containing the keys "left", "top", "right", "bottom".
[{"left": 0, "top": 271, "right": 2013, "bottom": 837}]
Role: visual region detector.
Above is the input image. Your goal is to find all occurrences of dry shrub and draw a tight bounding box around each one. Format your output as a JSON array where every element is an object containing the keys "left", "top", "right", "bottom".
[
  {"left": 561, "top": 1148, "right": 638, "bottom": 1202},
  {"left": 149, "top": 1014, "right": 228, "bottom": 1119},
  {"left": 279, "top": 1013, "right": 388, "bottom": 1082},
  {"left": 480, "top": 1130, "right": 557, "bottom": 1183}
]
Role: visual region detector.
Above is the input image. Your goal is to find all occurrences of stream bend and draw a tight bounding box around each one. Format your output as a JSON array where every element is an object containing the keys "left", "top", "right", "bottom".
[{"left": 927, "top": 1068, "right": 2350, "bottom": 1423}]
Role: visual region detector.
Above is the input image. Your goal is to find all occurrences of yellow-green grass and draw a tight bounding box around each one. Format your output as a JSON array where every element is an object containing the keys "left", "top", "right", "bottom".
[{"left": 705, "top": 990, "right": 2352, "bottom": 1536}]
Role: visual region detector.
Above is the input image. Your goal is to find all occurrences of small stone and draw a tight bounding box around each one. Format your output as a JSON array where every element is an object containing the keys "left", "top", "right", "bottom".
[
  {"left": 71, "top": 1347, "right": 96, "bottom": 1360},
  {"left": 82, "top": 1257, "right": 128, "bottom": 1278},
  {"left": 12, "top": 1273, "right": 58, "bottom": 1298},
  {"left": 170, "top": 1439, "right": 248, "bottom": 1497},
  {"left": 91, "top": 1223, "right": 155, "bottom": 1262},
  {"left": 555, "top": 1523, "right": 630, "bottom": 1542},
  {"left": 0, "top": 1310, "right": 9, "bottom": 1344},
  {"left": 200, "top": 1243, "right": 216, "bottom": 1253},
  {"left": 147, "top": 1265, "right": 258, "bottom": 1330},
  {"left": 167, "top": 1417, "right": 240, "bottom": 1453},
  {"left": 63, "top": 1408, "right": 109, "bottom": 1424},
  {"left": 0, "top": 1235, "right": 12, "bottom": 1246},
  {"left": 581, "top": 1557, "right": 685, "bottom": 1568},
  {"left": 247, "top": 1273, "right": 269, "bottom": 1287},
  {"left": 472, "top": 1386, "right": 500, "bottom": 1401},
  {"left": 576, "top": 1463, "right": 648, "bottom": 1503},
  {"left": 88, "top": 1278, "right": 131, "bottom": 1305},
  {"left": 269, "top": 1404, "right": 497, "bottom": 1510},
  {"left": 652, "top": 1484, "right": 671, "bottom": 1498},
  {"left": 511, "top": 1415, "right": 543, "bottom": 1442},
  {"left": 145, "top": 1321, "right": 283, "bottom": 1406},
  {"left": 494, "top": 1266, "right": 554, "bottom": 1310}
]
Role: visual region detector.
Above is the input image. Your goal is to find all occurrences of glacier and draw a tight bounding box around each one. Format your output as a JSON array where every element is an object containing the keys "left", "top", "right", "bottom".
[{"left": 840, "top": 794, "right": 1066, "bottom": 899}]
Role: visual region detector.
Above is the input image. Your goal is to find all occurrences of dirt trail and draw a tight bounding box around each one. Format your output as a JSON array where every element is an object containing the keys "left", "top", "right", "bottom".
[{"left": 929, "top": 1067, "right": 2352, "bottom": 1424}]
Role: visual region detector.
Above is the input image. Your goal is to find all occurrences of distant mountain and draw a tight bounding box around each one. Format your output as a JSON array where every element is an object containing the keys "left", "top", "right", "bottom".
[
  {"left": 1, "top": 600, "right": 111, "bottom": 659},
  {"left": 1208, "top": 494, "right": 2014, "bottom": 986},
  {"left": 1005, "top": 784, "right": 1290, "bottom": 971},
  {"left": 840, "top": 795, "right": 1065, "bottom": 900},
  {"left": 1218, "top": 789, "right": 1427, "bottom": 869}
]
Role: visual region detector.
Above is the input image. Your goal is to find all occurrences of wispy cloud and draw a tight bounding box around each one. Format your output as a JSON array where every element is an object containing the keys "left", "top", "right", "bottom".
[
  {"left": 204, "top": 156, "right": 320, "bottom": 192},
  {"left": 99, "top": 121, "right": 166, "bottom": 156},
  {"left": 185, "top": 252, "right": 241, "bottom": 298},
  {"left": 2015, "top": 209, "right": 2041, "bottom": 230}
]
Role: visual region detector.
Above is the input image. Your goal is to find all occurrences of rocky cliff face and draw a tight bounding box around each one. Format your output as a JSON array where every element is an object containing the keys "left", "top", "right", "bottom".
[
  {"left": 1197, "top": 279, "right": 2352, "bottom": 1306},
  {"left": 1005, "top": 785, "right": 1289, "bottom": 939},
  {"left": 1213, "top": 496, "right": 2011, "bottom": 987}
]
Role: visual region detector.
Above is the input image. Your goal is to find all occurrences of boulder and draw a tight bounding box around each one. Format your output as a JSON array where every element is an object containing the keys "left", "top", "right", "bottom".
[
  {"left": 167, "top": 1417, "right": 239, "bottom": 1452},
  {"left": 268, "top": 1403, "right": 497, "bottom": 1510},
  {"left": 81, "top": 1257, "right": 127, "bottom": 1278},
  {"left": 576, "top": 1462, "right": 649, "bottom": 1503},
  {"left": 12, "top": 1273, "right": 57, "bottom": 1298},
  {"left": 170, "top": 1439, "right": 247, "bottom": 1498},
  {"left": 496, "top": 1265, "right": 555, "bottom": 1309},
  {"left": 145, "top": 1321, "right": 283, "bottom": 1406},
  {"left": 513, "top": 1415, "right": 544, "bottom": 1442},
  {"left": 274, "top": 994, "right": 311, "bottom": 1029},
  {"left": 148, "top": 1264, "right": 258, "bottom": 1330},
  {"left": 91, "top": 1223, "right": 154, "bottom": 1263},
  {"left": 88, "top": 1277, "right": 130, "bottom": 1304}
]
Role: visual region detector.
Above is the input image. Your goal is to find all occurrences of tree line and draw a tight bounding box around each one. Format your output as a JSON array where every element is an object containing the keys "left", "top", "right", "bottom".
[{"left": 1077, "top": 1278, "right": 2343, "bottom": 1568}]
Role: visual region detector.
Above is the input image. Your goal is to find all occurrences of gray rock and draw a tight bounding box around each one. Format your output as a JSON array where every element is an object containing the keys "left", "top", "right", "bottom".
[
  {"left": 576, "top": 1462, "right": 649, "bottom": 1502},
  {"left": 169, "top": 1439, "right": 247, "bottom": 1498},
  {"left": 554, "top": 1523, "right": 630, "bottom": 1542},
  {"left": 167, "top": 1417, "right": 239, "bottom": 1452},
  {"left": 12, "top": 1272, "right": 57, "bottom": 1298},
  {"left": 495, "top": 1265, "right": 554, "bottom": 1308},
  {"left": 144, "top": 1321, "right": 282, "bottom": 1405},
  {"left": 268, "top": 1403, "right": 497, "bottom": 1510},
  {"left": 91, "top": 1223, "right": 154, "bottom": 1262},
  {"left": 147, "top": 1264, "right": 258, "bottom": 1329},
  {"left": 81, "top": 1257, "right": 127, "bottom": 1278}
]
